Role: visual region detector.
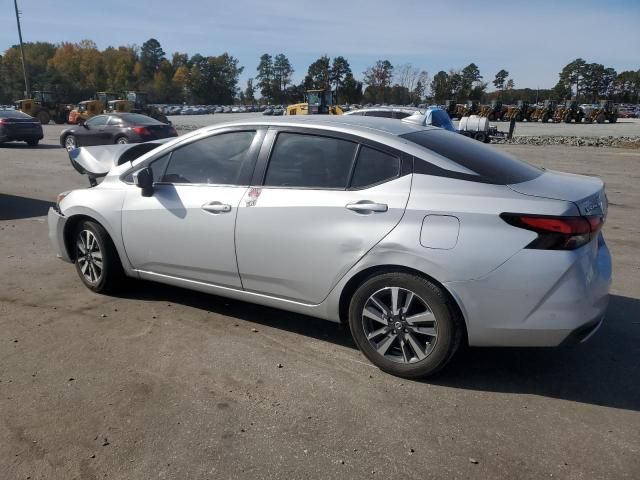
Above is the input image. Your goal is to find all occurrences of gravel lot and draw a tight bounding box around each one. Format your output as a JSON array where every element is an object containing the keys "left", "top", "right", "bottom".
[{"left": 1, "top": 122, "right": 639, "bottom": 479}]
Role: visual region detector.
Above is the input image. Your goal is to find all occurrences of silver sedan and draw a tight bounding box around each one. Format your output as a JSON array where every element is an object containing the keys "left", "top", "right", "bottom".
[{"left": 48, "top": 116, "right": 611, "bottom": 378}]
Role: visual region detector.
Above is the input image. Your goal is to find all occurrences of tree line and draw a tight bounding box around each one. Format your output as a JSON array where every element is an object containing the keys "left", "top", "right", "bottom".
[{"left": 1, "top": 38, "right": 638, "bottom": 106}]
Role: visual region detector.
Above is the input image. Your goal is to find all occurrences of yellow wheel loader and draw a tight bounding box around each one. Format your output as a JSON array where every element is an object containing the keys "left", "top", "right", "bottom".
[{"left": 286, "top": 89, "right": 343, "bottom": 115}]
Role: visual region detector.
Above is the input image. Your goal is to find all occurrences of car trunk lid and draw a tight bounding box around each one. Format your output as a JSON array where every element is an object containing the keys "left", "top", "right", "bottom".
[{"left": 508, "top": 169, "right": 607, "bottom": 217}]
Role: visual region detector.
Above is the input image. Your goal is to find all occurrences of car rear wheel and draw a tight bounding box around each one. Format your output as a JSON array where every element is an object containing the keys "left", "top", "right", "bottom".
[
  {"left": 64, "top": 134, "right": 77, "bottom": 151},
  {"left": 26, "top": 139, "right": 39, "bottom": 147},
  {"left": 73, "top": 220, "right": 123, "bottom": 294},
  {"left": 115, "top": 136, "right": 129, "bottom": 144},
  {"left": 348, "top": 272, "right": 462, "bottom": 378}
]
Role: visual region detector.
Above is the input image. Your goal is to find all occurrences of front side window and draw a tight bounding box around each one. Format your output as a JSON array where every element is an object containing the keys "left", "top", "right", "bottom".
[
  {"left": 351, "top": 147, "right": 400, "bottom": 188},
  {"left": 86, "top": 115, "right": 109, "bottom": 127},
  {"left": 264, "top": 133, "right": 357, "bottom": 189},
  {"left": 161, "top": 131, "right": 256, "bottom": 185}
]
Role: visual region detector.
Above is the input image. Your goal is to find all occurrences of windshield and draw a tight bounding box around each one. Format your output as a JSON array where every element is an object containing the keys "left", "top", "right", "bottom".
[
  {"left": 401, "top": 129, "right": 542, "bottom": 185},
  {"left": 307, "top": 92, "right": 321, "bottom": 105}
]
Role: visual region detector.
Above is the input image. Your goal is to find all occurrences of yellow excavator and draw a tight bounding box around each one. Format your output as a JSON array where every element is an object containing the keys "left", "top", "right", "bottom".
[{"left": 286, "top": 89, "right": 343, "bottom": 115}]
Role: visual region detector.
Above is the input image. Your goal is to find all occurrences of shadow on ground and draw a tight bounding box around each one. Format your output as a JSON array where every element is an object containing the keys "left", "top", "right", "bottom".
[
  {"left": 123, "top": 281, "right": 640, "bottom": 411},
  {"left": 0, "top": 143, "right": 61, "bottom": 150},
  {"left": 0, "top": 193, "right": 55, "bottom": 220}
]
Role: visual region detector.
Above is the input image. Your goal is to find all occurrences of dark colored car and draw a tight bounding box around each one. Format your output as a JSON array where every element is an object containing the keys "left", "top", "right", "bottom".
[
  {"left": 60, "top": 113, "right": 177, "bottom": 151},
  {"left": 0, "top": 109, "right": 44, "bottom": 147}
]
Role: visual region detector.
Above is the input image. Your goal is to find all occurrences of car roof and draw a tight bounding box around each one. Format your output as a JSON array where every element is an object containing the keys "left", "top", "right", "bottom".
[{"left": 215, "top": 115, "right": 435, "bottom": 137}]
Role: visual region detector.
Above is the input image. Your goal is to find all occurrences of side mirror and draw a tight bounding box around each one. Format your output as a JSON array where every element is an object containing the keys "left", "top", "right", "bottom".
[
  {"left": 134, "top": 167, "right": 154, "bottom": 197},
  {"left": 81, "top": 121, "right": 89, "bottom": 129}
]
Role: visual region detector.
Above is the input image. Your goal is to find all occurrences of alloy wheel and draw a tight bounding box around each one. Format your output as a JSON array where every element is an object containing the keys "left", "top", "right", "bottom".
[
  {"left": 65, "top": 135, "right": 76, "bottom": 151},
  {"left": 362, "top": 287, "right": 438, "bottom": 364},
  {"left": 76, "top": 229, "right": 103, "bottom": 285}
]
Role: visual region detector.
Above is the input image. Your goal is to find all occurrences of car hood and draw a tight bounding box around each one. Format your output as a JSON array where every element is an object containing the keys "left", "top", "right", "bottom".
[{"left": 508, "top": 169, "right": 607, "bottom": 216}]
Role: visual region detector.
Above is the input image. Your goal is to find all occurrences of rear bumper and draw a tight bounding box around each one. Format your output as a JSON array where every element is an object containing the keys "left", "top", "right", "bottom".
[
  {"left": 446, "top": 233, "right": 612, "bottom": 347},
  {"left": 48, "top": 207, "right": 72, "bottom": 263}
]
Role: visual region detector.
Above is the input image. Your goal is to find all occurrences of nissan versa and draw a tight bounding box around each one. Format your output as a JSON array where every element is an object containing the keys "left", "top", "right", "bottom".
[{"left": 48, "top": 116, "right": 611, "bottom": 378}]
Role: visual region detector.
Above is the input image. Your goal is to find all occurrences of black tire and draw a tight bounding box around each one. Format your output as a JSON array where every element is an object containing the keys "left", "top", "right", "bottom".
[
  {"left": 609, "top": 115, "right": 617, "bottom": 123},
  {"left": 64, "top": 134, "right": 77, "bottom": 151},
  {"left": 73, "top": 220, "right": 123, "bottom": 294},
  {"left": 473, "top": 132, "right": 487, "bottom": 143},
  {"left": 348, "top": 272, "right": 462, "bottom": 378},
  {"left": 115, "top": 135, "right": 129, "bottom": 145},
  {"left": 37, "top": 110, "right": 50, "bottom": 125},
  {"left": 542, "top": 114, "right": 550, "bottom": 123},
  {"left": 26, "top": 139, "right": 39, "bottom": 147},
  {"left": 596, "top": 113, "right": 605, "bottom": 124}
]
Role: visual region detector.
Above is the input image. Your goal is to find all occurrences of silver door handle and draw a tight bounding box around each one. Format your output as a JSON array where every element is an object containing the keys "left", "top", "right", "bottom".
[
  {"left": 202, "top": 202, "right": 232, "bottom": 214},
  {"left": 346, "top": 201, "right": 388, "bottom": 213}
]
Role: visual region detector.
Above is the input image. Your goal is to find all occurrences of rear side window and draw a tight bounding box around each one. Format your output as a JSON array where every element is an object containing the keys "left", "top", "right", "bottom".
[
  {"left": 365, "top": 110, "right": 393, "bottom": 118},
  {"left": 351, "top": 147, "right": 400, "bottom": 188},
  {"left": 401, "top": 129, "right": 542, "bottom": 184},
  {"left": 264, "top": 133, "right": 357, "bottom": 188},
  {"left": 162, "top": 131, "right": 256, "bottom": 185}
]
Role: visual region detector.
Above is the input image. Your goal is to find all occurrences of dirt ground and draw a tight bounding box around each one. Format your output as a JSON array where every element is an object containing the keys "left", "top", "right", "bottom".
[{"left": 1, "top": 123, "right": 639, "bottom": 479}]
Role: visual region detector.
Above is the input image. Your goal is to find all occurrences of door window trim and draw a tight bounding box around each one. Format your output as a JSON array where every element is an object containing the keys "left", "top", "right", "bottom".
[
  {"left": 121, "top": 127, "right": 266, "bottom": 187},
  {"left": 253, "top": 126, "right": 411, "bottom": 191}
]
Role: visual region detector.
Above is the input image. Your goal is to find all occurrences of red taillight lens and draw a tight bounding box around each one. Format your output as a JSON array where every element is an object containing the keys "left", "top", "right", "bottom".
[
  {"left": 169, "top": 127, "right": 177, "bottom": 136},
  {"left": 501, "top": 213, "right": 604, "bottom": 250},
  {"left": 133, "top": 126, "right": 151, "bottom": 136},
  {"left": 0, "top": 119, "right": 7, "bottom": 125}
]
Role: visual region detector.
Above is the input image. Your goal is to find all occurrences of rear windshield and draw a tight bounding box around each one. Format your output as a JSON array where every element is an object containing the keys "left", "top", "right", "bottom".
[
  {"left": 0, "top": 109, "right": 32, "bottom": 119},
  {"left": 119, "top": 113, "right": 163, "bottom": 125},
  {"left": 401, "top": 129, "right": 542, "bottom": 184}
]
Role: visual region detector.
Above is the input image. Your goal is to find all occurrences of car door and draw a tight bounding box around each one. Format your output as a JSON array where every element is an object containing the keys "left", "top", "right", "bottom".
[
  {"left": 81, "top": 115, "right": 110, "bottom": 146},
  {"left": 235, "top": 129, "right": 412, "bottom": 304},
  {"left": 121, "top": 129, "right": 263, "bottom": 288}
]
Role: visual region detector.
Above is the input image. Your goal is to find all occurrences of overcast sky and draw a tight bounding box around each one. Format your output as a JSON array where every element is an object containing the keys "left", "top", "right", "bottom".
[{"left": 2, "top": 0, "right": 638, "bottom": 90}]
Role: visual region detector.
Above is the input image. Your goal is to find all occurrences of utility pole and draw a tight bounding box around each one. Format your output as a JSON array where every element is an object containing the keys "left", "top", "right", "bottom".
[{"left": 14, "top": 0, "right": 30, "bottom": 98}]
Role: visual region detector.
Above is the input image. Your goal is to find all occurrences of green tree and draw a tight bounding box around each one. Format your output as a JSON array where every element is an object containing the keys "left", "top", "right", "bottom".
[
  {"left": 256, "top": 54, "right": 274, "bottom": 101},
  {"left": 341, "top": 73, "right": 362, "bottom": 104},
  {"left": 330, "top": 56, "right": 351, "bottom": 102},
  {"left": 430, "top": 70, "right": 450, "bottom": 103},
  {"left": 273, "top": 53, "right": 294, "bottom": 103},
  {"left": 362, "top": 60, "right": 394, "bottom": 103},
  {"left": 307, "top": 55, "right": 331, "bottom": 90},
  {"left": 244, "top": 78, "right": 256, "bottom": 103},
  {"left": 493, "top": 69, "right": 509, "bottom": 90},
  {"left": 140, "top": 38, "right": 165, "bottom": 82},
  {"left": 558, "top": 58, "right": 586, "bottom": 100}
]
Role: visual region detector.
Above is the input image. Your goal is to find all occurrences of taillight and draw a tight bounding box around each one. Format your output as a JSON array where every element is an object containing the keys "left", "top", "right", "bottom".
[
  {"left": 0, "top": 119, "right": 7, "bottom": 125},
  {"left": 133, "top": 126, "right": 151, "bottom": 136},
  {"left": 501, "top": 213, "right": 603, "bottom": 250},
  {"left": 169, "top": 126, "right": 177, "bottom": 136}
]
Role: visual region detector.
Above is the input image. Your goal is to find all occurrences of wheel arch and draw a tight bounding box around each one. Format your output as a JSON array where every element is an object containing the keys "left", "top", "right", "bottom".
[
  {"left": 62, "top": 212, "right": 133, "bottom": 274},
  {"left": 337, "top": 264, "right": 468, "bottom": 343}
]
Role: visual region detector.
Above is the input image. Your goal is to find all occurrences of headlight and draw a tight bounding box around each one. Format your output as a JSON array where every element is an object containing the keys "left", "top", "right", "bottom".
[{"left": 56, "top": 191, "right": 71, "bottom": 210}]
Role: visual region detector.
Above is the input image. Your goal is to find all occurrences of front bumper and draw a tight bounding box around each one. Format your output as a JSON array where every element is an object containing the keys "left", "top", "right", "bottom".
[
  {"left": 446, "top": 233, "right": 612, "bottom": 347},
  {"left": 48, "top": 207, "right": 72, "bottom": 263}
]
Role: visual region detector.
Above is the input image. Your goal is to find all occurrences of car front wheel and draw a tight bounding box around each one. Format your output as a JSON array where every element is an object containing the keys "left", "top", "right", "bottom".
[
  {"left": 348, "top": 272, "right": 462, "bottom": 378},
  {"left": 64, "top": 134, "right": 77, "bottom": 151},
  {"left": 73, "top": 220, "right": 123, "bottom": 293}
]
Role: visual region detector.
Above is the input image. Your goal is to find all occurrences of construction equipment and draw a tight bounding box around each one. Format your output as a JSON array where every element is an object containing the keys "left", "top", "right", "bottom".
[
  {"left": 529, "top": 100, "right": 556, "bottom": 123},
  {"left": 443, "top": 100, "right": 458, "bottom": 119},
  {"left": 504, "top": 101, "right": 534, "bottom": 122},
  {"left": 105, "top": 91, "right": 169, "bottom": 123},
  {"left": 68, "top": 92, "right": 121, "bottom": 124},
  {"left": 454, "top": 101, "right": 480, "bottom": 120},
  {"left": 478, "top": 101, "right": 506, "bottom": 121},
  {"left": 583, "top": 100, "right": 618, "bottom": 124},
  {"left": 14, "top": 90, "right": 70, "bottom": 124},
  {"left": 554, "top": 101, "right": 584, "bottom": 123},
  {"left": 286, "top": 89, "right": 343, "bottom": 115}
]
